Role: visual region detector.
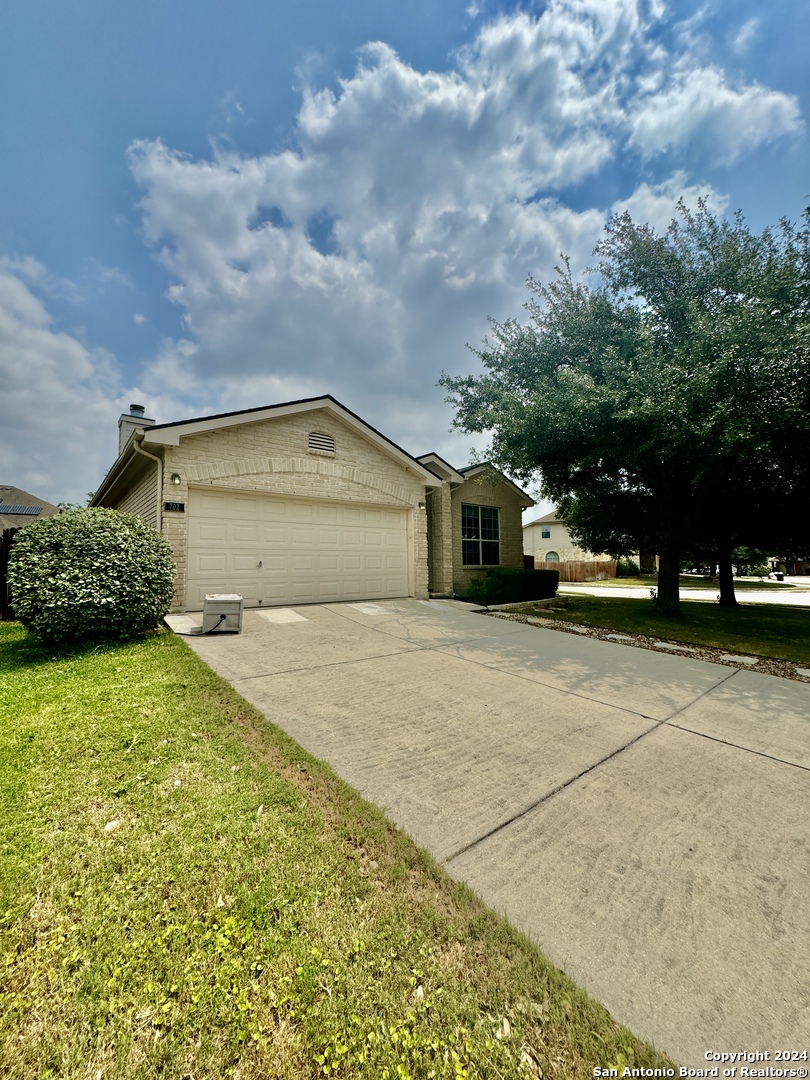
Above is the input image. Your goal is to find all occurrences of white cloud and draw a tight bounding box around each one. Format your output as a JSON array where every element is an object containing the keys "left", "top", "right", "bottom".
[
  {"left": 610, "top": 171, "right": 728, "bottom": 232},
  {"left": 731, "top": 17, "right": 760, "bottom": 54},
  {"left": 0, "top": 268, "right": 181, "bottom": 505},
  {"left": 122, "top": 1, "right": 801, "bottom": 463},
  {"left": 0, "top": 270, "right": 116, "bottom": 503},
  {"left": 629, "top": 64, "right": 802, "bottom": 164},
  {"left": 0, "top": 255, "right": 84, "bottom": 305}
]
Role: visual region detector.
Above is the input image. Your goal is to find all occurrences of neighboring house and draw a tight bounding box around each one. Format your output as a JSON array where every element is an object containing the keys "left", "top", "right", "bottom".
[
  {"left": 0, "top": 486, "right": 61, "bottom": 531},
  {"left": 523, "top": 509, "right": 609, "bottom": 564},
  {"left": 417, "top": 454, "right": 534, "bottom": 597},
  {"left": 91, "top": 398, "right": 534, "bottom": 611}
]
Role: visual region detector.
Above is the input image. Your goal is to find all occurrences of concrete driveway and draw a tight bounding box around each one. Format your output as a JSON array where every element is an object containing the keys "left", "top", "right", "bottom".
[{"left": 175, "top": 599, "right": 810, "bottom": 1067}]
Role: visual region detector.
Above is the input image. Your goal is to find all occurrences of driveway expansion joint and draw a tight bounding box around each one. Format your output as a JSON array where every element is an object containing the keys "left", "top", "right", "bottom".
[{"left": 443, "top": 718, "right": 664, "bottom": 865}]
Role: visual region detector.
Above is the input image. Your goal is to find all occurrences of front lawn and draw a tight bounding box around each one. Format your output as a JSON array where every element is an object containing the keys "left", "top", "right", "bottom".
[
  {"left": 514, "top": 595, "right": 810, "bottom": 665},
  {"left": 0, "top": 623, "right": 670, "bottom": 1079}
]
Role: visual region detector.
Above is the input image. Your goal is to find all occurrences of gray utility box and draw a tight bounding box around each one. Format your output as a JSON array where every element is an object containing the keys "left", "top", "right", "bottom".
[{"left": 202, "top": 594, "right": 244, "bottom": 634}]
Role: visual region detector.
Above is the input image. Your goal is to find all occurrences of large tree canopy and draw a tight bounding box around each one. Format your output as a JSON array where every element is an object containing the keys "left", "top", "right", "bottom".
[{"left": 441, "top": 202, "right": 810, "bottom": 613}]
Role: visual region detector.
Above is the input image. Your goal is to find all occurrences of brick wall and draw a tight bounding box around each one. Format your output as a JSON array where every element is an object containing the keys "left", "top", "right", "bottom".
[
  {"left": 425, "top": 480, "right": 454, "bottom": 594},
  {"left": 155, "top": 408, "right": 429, "bottom": 608},
  {"left": 450, "top": 473, "right": 528, "bottom": 596}
]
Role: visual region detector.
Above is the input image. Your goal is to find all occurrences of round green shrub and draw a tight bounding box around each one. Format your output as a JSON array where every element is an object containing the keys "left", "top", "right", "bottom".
[{"left": 7, "top": 508, "right": 176, "bottom": 644}]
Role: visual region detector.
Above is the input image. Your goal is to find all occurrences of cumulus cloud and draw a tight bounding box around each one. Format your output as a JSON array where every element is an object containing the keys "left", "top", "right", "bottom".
[
  {"left": 0, "top": 270, "right": 116, "bottom": 502},
  {"left": 0, "top": 268, "right": 180, "bottom": 504},
  {"left": 124, "top": 0, "right": 801, "bottom": 460},
  {"left": 629, "top": 64, "right": 802, "bottom": 164},
  {"left": 610, "top": 171, "right": 728, "bottom": 232}
]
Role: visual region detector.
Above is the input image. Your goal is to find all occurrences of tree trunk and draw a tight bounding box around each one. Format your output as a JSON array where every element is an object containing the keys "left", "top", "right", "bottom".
[
  {"left": 716, "top": 540, "right": 738, "bottom": 606},
  {"left": 656, "top": 540, "right": 681, "bottom": 615}
]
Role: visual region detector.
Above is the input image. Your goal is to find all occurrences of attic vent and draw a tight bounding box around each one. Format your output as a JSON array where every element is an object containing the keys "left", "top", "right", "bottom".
[
  {"left": 308, "top": 431, "right": 335, "bottom": 454},
  {"left": 0, "top": 505, "right": 41, "bottom": 516}
]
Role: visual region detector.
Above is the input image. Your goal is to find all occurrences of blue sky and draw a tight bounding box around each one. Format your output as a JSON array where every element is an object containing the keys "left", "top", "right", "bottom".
[{"left": 1, "top": 0, "right": 807, "bottom": 512}]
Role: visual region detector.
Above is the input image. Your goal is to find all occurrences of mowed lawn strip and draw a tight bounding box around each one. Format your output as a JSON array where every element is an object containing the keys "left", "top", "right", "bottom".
[
  {"left": 515, "top": 595, "right": 810, "bottom": 666},
  {"left": 0, "top": 623, "right": 671, "bottom": 1080}
]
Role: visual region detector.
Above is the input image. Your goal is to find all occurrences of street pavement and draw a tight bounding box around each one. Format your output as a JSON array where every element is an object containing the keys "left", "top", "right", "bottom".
[
  {"left": 172, "top": 599, "right": 810, "bottom": 1068},
  {"left": 561, "top": 578, "right": 810, "bottom": 606}
]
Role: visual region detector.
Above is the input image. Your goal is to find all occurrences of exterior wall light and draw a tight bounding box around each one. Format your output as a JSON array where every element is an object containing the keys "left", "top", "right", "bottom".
[{"left": 170, "top": 473, "right": 182, "bottom": 485}]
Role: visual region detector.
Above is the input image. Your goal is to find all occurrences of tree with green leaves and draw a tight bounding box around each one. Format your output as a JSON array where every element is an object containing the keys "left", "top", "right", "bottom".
[{"left": 441, "top": 202, "right": 810, "bottom": 614}]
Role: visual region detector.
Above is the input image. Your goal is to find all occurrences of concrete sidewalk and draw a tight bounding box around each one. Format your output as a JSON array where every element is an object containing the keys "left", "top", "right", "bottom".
[
  {"left": 175, "top": 599, "right": 810, "bottom": 1066},
  {"left": 561, "top": 581, "right": 810, "bottom": 605}
]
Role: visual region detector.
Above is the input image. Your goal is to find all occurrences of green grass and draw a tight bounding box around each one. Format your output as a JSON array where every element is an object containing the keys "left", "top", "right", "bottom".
[
  {"left": 516, "top": 595, "right": 810, "bottom": 665},
  {"left": 565, "top": 575, "right": 808, "bottom": 591},
  {"left": 0, "top": 623, "right": 671, "bottom": 1080}
]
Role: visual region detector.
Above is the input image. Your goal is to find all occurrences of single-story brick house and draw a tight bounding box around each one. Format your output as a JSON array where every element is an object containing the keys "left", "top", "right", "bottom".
[
  {"left": 417, "top": 453, "right": 534, "bottom": 597},
  {"left": 91, "top": 397, "right": 533, "bottom": 610}
]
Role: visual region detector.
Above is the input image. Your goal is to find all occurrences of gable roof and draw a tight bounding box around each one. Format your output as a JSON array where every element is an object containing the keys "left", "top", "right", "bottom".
[
  {"left": 94, "top": 395, "right": 442, "bottom": 505},
  {"left": 458, "top": 464, "right": 535, "bottom": 507},
  {"left": 0, "top": 486, "right": 61, "bottom": 529},
  {"left": 415, "top": 453, "right": 465, "bottom": 484}
]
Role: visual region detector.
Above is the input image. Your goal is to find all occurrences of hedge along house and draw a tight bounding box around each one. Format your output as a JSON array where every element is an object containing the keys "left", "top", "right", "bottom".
[
  {"left": 416, "top": 454, "right": 534, "bottom": 597},
  {"left": 91, "top": 398, "right": 533, "bottom": 610},
  {"left": 91, "top": 397, "right": 443, "bottom": 611}
]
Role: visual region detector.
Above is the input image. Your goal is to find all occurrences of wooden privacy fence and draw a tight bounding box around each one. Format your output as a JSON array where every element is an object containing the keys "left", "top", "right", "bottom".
[
  {"left": 533, "top": 558, "right": 616, "bottom": 582},
  {"left": 1, "top": 528, "right": 21, "bottom": 620}
]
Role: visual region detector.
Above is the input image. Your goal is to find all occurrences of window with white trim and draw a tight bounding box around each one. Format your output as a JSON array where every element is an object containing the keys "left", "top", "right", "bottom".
[
  {"left": 545, "top": 551, "right": 560, "bottom": 562},
  {"left": 462, "top": 504, "right": 500, "bottom": 565},
  {"left": 541, "top": 525, "right": 551, "bottom": 539}
]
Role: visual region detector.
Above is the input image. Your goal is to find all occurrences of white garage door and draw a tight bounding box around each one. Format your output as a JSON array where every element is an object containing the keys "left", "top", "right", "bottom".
[{"left": 186, "top": 488, "right": 411, "bottom": 608}]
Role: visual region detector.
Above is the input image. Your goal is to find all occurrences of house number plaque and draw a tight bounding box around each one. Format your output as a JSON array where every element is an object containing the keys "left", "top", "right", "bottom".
[{"left": 164, "top": 501, "right": 185, "bottom": 512}]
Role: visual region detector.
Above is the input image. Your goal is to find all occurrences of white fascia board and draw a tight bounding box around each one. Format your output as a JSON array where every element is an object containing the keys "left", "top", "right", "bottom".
[
  {"left": 416, "top": 453, "right": 465, "bottom": 484},
  {"left": 141, "top": 397, "right": 441, "bottom": 486}
]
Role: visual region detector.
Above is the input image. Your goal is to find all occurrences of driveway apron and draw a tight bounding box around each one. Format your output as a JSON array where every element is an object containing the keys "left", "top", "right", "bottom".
[{"left": 180, "top": 598, "right": 810, "bottom": 1067}]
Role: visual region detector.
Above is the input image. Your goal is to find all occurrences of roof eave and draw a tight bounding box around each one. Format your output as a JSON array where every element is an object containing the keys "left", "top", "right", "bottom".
[{"left": 141, "top": 395, "right": 441, "bottom": 487}]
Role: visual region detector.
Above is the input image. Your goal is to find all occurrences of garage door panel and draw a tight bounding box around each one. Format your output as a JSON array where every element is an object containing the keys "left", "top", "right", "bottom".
[
  {"left": 263, "top": 527, "right": 288, "bottom": 546},
  {"left": 263, "top": 555, "right": 288, "bottom": 572},
  {"left": 232, "top": 526, "right": 261, "bottom": 543},
  {"left": 232, "top": 555, "right": 258, "bottom": 571},
  {"left": 187, "top": 489, "right": 410, "bottom": 607},
  {"left": 196, "top": 522, "right": 228, "bottom": 542}
]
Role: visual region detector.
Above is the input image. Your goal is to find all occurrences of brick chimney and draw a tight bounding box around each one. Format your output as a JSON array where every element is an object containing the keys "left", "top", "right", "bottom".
[{"left": 118, "top": 403, "right": 156, "bottom": 455}]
